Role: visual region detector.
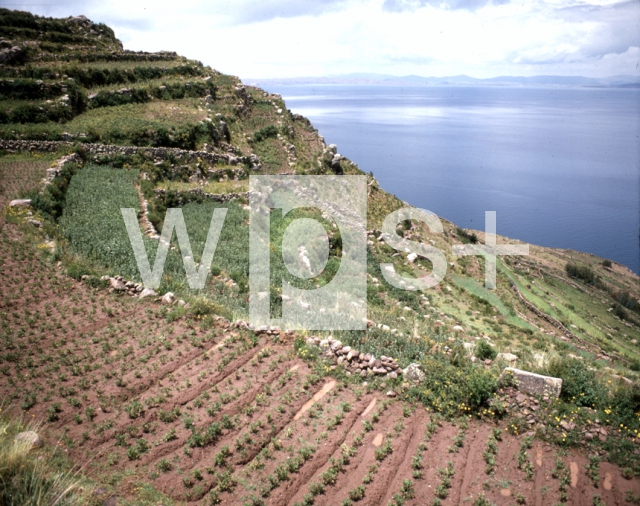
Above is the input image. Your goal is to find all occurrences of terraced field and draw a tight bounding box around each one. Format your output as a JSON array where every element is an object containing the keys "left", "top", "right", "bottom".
[
  {"left": 0, "top": 223, "right": 639, "bottom": 506},
  {"left": 2, "top": 8, "right": 640, "bottom": 506}
]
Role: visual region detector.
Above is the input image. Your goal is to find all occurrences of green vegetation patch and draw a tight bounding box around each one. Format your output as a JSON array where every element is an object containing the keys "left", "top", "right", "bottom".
[{"left": 60, "top": 165, "right": 250, "bottom": 294}]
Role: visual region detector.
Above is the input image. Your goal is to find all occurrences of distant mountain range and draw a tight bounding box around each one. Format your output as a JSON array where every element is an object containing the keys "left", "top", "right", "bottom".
[{"left": 247, "top": 73, "right": 640, "bottom": 88}]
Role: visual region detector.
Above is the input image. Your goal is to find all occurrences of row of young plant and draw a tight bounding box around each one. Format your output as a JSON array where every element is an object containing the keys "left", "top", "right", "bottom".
[
  {"left": 16, "top": 153, "right": 640, "bottom": 477},
  {"left": 290, "top": 400, "right": 395, "bottom": 506}
]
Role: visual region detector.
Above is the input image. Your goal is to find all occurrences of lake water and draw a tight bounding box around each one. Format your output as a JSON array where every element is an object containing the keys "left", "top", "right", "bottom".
[{"left": 264, "top": 84, "right": 640, "bottom": 274}]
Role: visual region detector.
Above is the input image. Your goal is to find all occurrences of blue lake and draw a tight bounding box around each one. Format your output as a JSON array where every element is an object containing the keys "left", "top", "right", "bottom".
[{"left": 264, "top": 84, "right": 640, "bottom": 274}]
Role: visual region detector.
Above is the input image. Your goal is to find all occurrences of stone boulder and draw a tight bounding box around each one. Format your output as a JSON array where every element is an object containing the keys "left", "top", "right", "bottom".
[
  {"left": 138, "top": 288, "right": 157, "bottom": 299},
  {"left": 9, "top": 199, "right": 31, "bottom": 208},
  {"left": 501, "top": 367, "right": 562, "bottom": 398},
  {"left": 67, "top": 15, "right": 92, "bottom": 25},
  {"left": 109, "top": 278, "right": 126, "bottom": 291},
  {"left": 15, "top": 431, "right": 42, "bottom": 449},
  {"left": 402, "top": 363, "right": 426, "bottom": 383},
  {"left": 496, "top": 353, "right": 518, "bottom": 366},
  {"left": 161, "top": 292, "right": 175, "bottom": 305}
]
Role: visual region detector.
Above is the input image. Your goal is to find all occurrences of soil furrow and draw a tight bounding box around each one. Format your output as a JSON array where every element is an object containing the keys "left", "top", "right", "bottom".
[{"left": 275, "top": 394, "right": 375, "bottom": 506}]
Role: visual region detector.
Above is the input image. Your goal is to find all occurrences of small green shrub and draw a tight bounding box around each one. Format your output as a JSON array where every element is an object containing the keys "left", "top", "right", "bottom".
[
  {"left": 348, "top": 485, "right": 365, "bottom": 501},
  {"left": 546, "top": 356, "right": 603, "bottom": 407},
  {"left": 125, "top": 400, "right": 144, "bottom": 419},
  {"left": 475, "top": 340, "right": 497, "bottom": 361}
]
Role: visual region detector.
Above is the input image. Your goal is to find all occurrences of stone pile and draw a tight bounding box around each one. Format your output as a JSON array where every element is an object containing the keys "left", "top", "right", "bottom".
[
  {"left": 233, "top": 321, "right": 298, "bottom": 338},
  {"left": 490, "top": 387, "right": 546, "bottom": 429},
  {"left": 306, "top": 336, "right": 402, "bottom": 379},
  {"left": 99, "top": 275, "right": 144, "bottom": 297},
  {"left": 580, "top": 422, "right": 610, "bottom": 443}
]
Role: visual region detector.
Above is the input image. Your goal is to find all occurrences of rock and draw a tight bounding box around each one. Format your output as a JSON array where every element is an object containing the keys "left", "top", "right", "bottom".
[
  {"left": 109, "top": 278, "right": 126, "bottom": 291},
  {"left": 496, "top": 353, "right": 518, "bottom": 365},
  {"left": 388, "top": 371, "right": 398, "bottom": 379},
  {"left": 402, "top": 363, "right": 425, "bottom": 383},
  {"left": 532, "top": 353, "right": 545, "bottom": 367},
  {"left": 14, "top": 431, "right": 42, "bottom": 449},
  {"left": 138, "top": 288, "right": 157, "bottom": 299},
  {"left": 407, "top": 252, "right": 418, "bottom": 263},
  {"left": 501, "top": 367, "right": 563, "bottom": 398},
  {"left": 386, "top": 390, "right": 397, "bottom": 398},
  {"left": 453, "top": 325, "right": 464, "bottom": 332},
  {"left": 612, "top": 374, "right": 633, "bottom": 385},
  {"left": 161, "top": 292, "right": 175, "bottom": 305},
  {"left": 27, "top": 219, "right": 42, "bottom": 227},
  {"left": 9, "top": 199, "right": 31, "bottom": 208},
  {"left": 177, "top": 300, "right": 186, "bottom": 307},
  {"left": 102, "top": 495, "right": 120, "bottom": 506},
  {"left": 68, "top": 15, "right": 90, "bottom": 24}
]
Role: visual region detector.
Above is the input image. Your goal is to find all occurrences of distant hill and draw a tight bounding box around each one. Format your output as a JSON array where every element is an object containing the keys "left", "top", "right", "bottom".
[{"left": 248, "top": 73, "right": 640, "bottom": 88}]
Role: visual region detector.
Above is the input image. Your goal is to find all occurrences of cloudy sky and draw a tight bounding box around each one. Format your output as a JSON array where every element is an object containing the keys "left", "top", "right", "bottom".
[{"left": 14, "top": 0, "right": 640, "bottom": 79}]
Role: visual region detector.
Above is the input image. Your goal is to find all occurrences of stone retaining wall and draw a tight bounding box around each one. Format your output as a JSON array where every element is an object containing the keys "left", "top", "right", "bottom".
[
  {"left": 154, "top": 188, "right": 248, "bottom": 206},
  {"left": 0, "top": 139, "right": 261, "bottom": 169}
]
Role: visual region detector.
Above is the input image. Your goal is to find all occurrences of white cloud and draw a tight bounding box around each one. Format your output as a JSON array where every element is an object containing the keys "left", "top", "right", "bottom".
[{"left": 22, "top": 0, "right": 640, "bottom": 78}]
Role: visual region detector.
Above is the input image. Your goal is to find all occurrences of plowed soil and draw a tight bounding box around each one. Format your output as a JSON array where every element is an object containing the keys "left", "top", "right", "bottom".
[{"left": 1, "top": 223, "right": 639, "bottom": 506}]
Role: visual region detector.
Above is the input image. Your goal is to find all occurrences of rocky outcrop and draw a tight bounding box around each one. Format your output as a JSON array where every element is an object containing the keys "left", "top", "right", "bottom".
[
  {"left": 402, "top": 363, "right": 426, "bottom": 383},
  {"left": 0, "top": 45, "right": 22, "bottom": 64}
]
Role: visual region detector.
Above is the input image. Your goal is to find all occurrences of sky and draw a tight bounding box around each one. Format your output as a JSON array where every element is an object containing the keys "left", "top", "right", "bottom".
[{"left": 10, "top": 0, "right": 640, "bottom": 79}]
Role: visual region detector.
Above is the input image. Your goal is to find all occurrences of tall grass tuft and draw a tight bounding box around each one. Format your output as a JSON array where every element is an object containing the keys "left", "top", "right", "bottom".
[{"left": 0, "top": 410, "right": 93, "bottom": 505}]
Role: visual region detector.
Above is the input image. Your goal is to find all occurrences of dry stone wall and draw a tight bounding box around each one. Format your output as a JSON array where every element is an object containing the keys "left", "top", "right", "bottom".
[{"left": 0, "top": 139, "right": 261, "bottom": 169}]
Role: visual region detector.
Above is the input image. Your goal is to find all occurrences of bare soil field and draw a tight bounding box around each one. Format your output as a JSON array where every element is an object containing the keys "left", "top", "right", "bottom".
[{"left": 1, "top": 221, "right": 639, "bottom": 506}]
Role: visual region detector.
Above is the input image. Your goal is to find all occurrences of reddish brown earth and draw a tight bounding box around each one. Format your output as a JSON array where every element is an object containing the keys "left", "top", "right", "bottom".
[{"left": 1, "top": 222, "right": 639, "bottom": 505}]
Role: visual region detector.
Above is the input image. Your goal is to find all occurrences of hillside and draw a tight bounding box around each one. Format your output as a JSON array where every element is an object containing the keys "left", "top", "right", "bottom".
[{"left": 1, "top": 9, "right": 640, "bottom": 506}]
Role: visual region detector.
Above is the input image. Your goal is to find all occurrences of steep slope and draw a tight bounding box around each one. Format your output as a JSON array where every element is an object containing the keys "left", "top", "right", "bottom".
[{"left": 1, "top": 9, "right": 640, "bottom": 506}]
